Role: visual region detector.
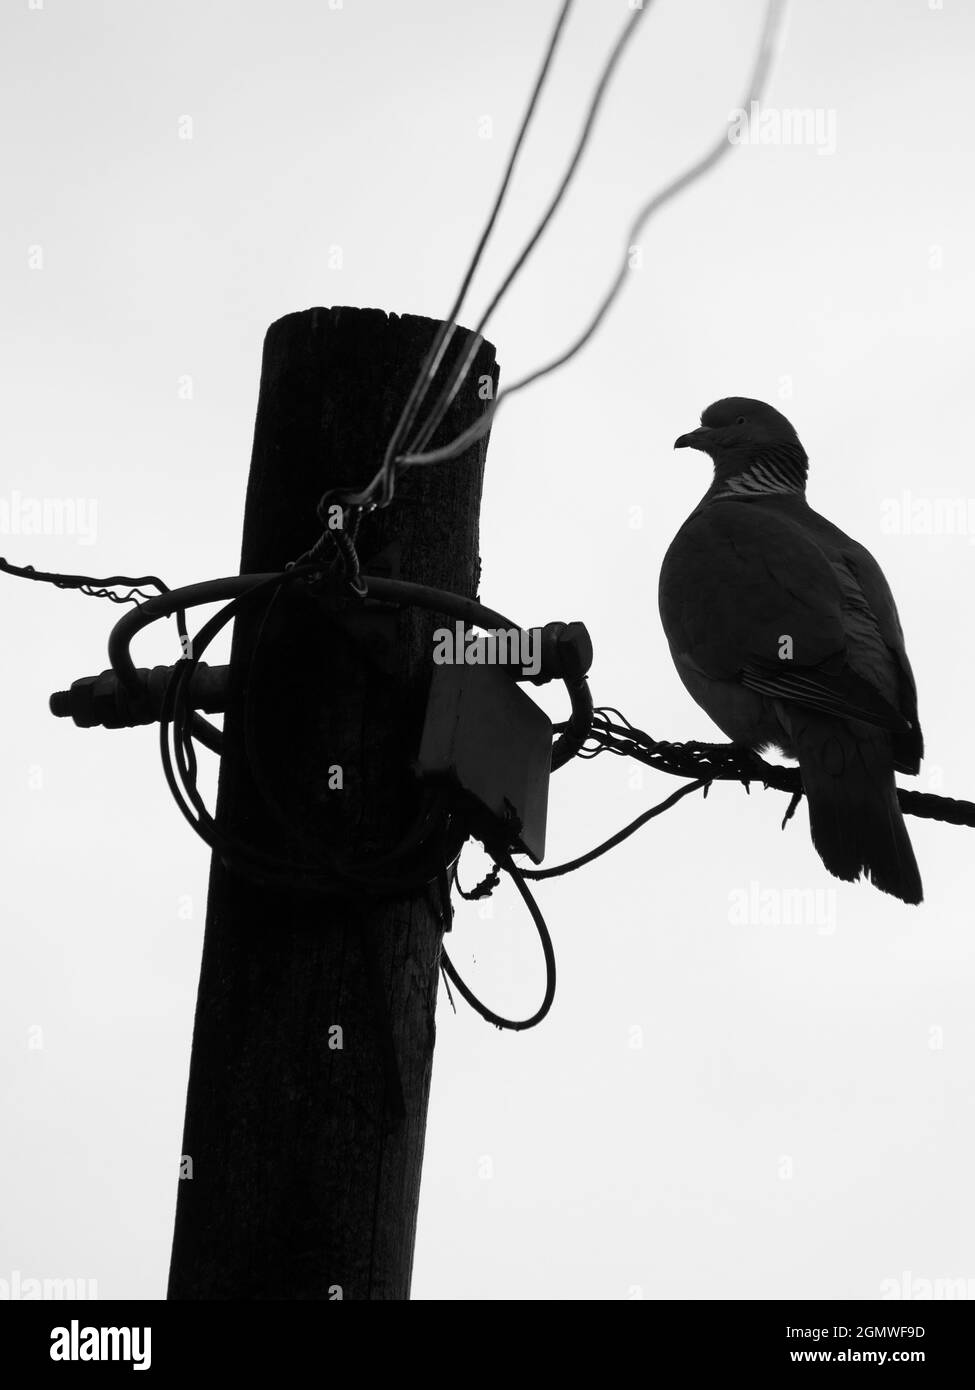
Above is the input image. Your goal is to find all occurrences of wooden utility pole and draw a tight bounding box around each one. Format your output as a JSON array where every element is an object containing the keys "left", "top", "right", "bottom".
[{"left": 167, "top": 306, "right": 497, "bottom": 1300}]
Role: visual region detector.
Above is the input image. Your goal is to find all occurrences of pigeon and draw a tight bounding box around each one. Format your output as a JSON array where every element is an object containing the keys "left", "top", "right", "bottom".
[{"left": 658, "top": 397, "right": 923, "bottom": 903}]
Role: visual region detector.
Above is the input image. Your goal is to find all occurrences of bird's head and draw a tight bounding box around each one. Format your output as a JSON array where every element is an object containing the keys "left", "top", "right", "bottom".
[{"left": 674, "top": 397, "right": 808, "bottom": 494}]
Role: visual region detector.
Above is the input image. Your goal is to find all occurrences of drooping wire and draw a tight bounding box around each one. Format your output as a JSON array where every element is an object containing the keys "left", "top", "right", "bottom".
[
  {"left": 449, "top": 775, "right": 709, "bottom": 918},
  {"left": 294, "top": 0, "right": 788, "bottom": 534},
  {"left": 397, "top": 0, "right": 790, "bottom": 471},
  {"left": 316, "top": 0, "right": 576, "bottom": 518},
  {"left": 440, "top": 847, "right": 556, "bottom": 1032},
  {"left": 0, "top": 555, "right": 168, "bottom": 605},
  {"left": 1, "top": 554, "right": 190, "bottom": 662},
  {"left": 405, "top": 0, "right": 655, "bottom": 461},
  {"left": 519, "top": 779, "right": 709, "bottom": 879},
  {"left": 378, "top": 2, "right": 576, "bottom": 484}
]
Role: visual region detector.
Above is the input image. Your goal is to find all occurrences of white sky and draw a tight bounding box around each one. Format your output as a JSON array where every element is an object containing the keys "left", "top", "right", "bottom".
[{"left": 2, "top": 0, "right": 974, "bottom": 1301}]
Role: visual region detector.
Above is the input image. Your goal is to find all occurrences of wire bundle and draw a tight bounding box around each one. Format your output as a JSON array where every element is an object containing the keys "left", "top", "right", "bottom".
[{"left": 298, "top": 0, "right": 788, "bottom": 562}]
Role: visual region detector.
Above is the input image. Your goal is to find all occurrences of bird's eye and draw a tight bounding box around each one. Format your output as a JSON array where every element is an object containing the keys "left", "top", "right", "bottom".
[{"left": 736, "top": 415, "right": 747, "bottom": 425}]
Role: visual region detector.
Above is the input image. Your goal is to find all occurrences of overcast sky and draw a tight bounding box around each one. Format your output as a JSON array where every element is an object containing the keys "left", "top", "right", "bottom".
[{"left": 2, "top": 0, "right": 974, "bottom": 1301}]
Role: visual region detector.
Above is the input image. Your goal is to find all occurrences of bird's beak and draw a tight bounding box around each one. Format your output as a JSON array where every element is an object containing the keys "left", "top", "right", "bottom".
[{"left": 674, "top": 426, "right": 714, "bottom": 452}]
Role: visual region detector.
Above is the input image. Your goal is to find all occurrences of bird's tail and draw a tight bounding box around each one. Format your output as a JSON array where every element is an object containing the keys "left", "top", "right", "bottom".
[{"left": 790, "top": 712, "right": 922, "bottom": 904}]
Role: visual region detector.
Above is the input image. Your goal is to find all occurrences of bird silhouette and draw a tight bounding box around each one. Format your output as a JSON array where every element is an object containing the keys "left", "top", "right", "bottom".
[{"left": 659, "top": 397, "right": 923, "bottom": 903}]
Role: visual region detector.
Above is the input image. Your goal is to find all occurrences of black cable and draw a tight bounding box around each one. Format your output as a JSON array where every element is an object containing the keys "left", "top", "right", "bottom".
[
  {"left": 579, "top": 710, "right": 975, "bottom": 827},
  {"left": 161, "top": 569, "right": 462, "bottom": 897},
  {"left": 108, "top": 571, "right": 591, "bottom": 777},
  {"left": 471, "top": 6, "right": 651, "bottom": 337},
  {"left": 319, "top": 1, "right": 576, "bottom": 515},
  {"left": 3, "top": 552, "right": 197, "bottom": 737},
  {"left": 0, "top": 555, "right": 169, "bottom": 604},
  {"left": 453, "top": 857, "right": 502, "bottom": 901},
  {"left": 519, "top": 778, "right": 709, "bottom": 879},
  {"left": 449, "top": 776, "right": 708, "bottom": 907},
  {"left": 396, "top": 2, "right": 653, "bottom": 474},
  {"left": 440, "top": 848, "right": 556, "bottom": 1032},
  {"left": 108, "top": 571, "right": 514, "bottom": 691},
  {"left": 157, "top": 575, "right": 366, "bottom": 885},
  {"left": 397, "top": 0, "right": 789, "bottom": 471}
]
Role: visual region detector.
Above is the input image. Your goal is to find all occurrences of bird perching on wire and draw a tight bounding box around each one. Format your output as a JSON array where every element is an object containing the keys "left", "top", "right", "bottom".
[{"left": 659, "top": 398, "right": 924, "bottom": 904}]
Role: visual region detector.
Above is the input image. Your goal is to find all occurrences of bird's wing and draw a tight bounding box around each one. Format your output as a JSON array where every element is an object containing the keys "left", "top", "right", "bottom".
[
  {"left": 738, "top": 662, "right": 909, "bottom": 732},
  {"left": 659, "top": 498, "right": 915, "bottom": 740},
  {"left": 801, "top": 506, "right": 922, "bottom": 762}
]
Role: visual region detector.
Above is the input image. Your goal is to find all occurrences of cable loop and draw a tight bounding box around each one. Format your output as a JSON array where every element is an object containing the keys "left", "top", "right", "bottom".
[{"left": 441, "top": 848, "right": 556, "bottom": 1032}]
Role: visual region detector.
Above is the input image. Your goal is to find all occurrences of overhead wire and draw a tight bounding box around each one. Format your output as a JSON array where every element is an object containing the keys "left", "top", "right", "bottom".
[
  {"left": 320, "top": 0, "right": 576, "bottom": 516},
  {"left": 404, "top": 0, "right": 653, "bottom": 460},
  {"left": 397, "top": 0, "right": 790, "bottom": 471}
]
